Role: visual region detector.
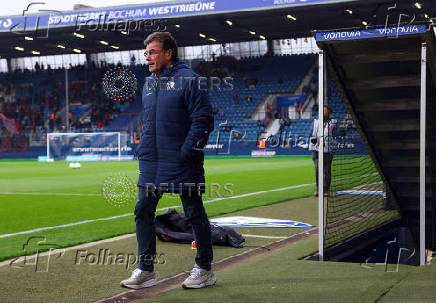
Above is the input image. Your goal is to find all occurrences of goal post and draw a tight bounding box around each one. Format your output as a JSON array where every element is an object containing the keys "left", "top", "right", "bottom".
[{"left": 46, "top": 132, "right": 122, "bottom": 161}]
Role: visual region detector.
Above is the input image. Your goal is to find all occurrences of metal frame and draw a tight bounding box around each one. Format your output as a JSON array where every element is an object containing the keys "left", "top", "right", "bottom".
[
  {"left": 318, "top": 50, "right": 325, "bottom": 261},
  {"left": 316, "top": 29, "right": 432, "bottom": 266},
  {"left": 65, "top": 69, "right": 70, "bottom": 133},
  {"left": 420, "top": 42, "right": 427, "bottom": 266}
]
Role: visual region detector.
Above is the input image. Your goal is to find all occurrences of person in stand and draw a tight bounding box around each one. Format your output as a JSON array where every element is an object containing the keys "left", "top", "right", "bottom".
[
  {"left": 232, "top": 89, "right": 238, "bottom": 103},
  {"left": 296, "top": 101, "right": 303, "bottom": 119},
  {"left": 49, "top": 112, "right": 55, "bottom": 131},
  {"left": 120, "top": 32, "right": 215, "bottom": 290}
]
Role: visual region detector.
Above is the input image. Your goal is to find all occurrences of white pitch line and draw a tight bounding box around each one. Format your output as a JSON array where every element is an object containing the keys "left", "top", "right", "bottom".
[
  {"left": 0, "top": 183, "right": 314, "bottom": 239},
  {"left": 0, "top": 173, "right": 378, "bottom": 198},
  {"left": 0, "top": 233, "right": 137, "bottom": 267},
  {"left": 242, "top": 234, "right": 287, "bottom": 239},
  {"left": 0, "top": 192, "right": 101, "bottom": 197},
  {"left": 0, "top": 214, "right": 133, "bottom": 239},
  {"left": 204, "top": 183, "right": 313, "bottom": 204}
]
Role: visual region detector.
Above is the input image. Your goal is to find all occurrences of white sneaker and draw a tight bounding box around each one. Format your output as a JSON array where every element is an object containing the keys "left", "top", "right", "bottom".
[
  {"left": 120, "top": 269, "right": 157, "bottom": 289},
  {"left": 182, "top": 264, "right": 216, "bottom": 289}
]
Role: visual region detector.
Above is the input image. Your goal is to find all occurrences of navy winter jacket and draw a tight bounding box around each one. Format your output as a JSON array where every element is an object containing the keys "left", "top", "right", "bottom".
[{"left": 136, "top": 60, "right": 214, "bottom": 193}]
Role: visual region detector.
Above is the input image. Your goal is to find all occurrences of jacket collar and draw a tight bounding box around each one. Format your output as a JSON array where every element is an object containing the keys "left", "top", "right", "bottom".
[
  {"left": 151, "top": 60, "right": 188, "bottom": 78},
  {"left": 158, "top": 64, "right": 172, "bottom": 78}
]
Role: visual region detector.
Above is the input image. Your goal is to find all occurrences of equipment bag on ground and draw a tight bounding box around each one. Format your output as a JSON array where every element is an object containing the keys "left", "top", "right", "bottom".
[{"left": 155, "top": 208, "right": 245, "bottom": 248}]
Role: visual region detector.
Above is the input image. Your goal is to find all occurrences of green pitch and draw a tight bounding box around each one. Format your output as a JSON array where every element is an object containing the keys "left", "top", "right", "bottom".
[{"left": 0, "top": 156, "right": 315, "bottom": 261}]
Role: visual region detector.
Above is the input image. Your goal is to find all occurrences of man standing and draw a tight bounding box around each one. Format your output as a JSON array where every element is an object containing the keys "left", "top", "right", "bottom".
[
  {"left": 309, "top": 105, "right": 337, "bottom": 196},
  {"left": 120, "top": 32, "right": 215, "bottom": 289}
]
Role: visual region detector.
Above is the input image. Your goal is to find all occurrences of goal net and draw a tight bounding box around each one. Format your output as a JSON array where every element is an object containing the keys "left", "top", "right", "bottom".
[{"left": 46, "top": 132, "right": 127, "bottom": 161}]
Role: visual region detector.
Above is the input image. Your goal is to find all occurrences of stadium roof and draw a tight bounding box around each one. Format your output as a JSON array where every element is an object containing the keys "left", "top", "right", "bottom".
[{"left": 0, "top": 0, "right": 435, "bottom": 59}]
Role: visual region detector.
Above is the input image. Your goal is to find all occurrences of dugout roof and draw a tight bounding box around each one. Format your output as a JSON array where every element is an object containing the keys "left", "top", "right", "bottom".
[
  {"left": 0, "top": 0, "right": 435, "bottom": 59},
  {"left": 314, "top": 21, "right": 436, "bottom": 262}
]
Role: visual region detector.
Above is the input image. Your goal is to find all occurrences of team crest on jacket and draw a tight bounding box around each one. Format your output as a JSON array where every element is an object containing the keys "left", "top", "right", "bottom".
[{"left": 167, "top": 80, "right": 175, "bottom": 90}]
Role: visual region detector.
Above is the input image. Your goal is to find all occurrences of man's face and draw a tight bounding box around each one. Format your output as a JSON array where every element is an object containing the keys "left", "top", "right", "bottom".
[{"left": 145, "top": 40, "right": 172, "bottom": 76}]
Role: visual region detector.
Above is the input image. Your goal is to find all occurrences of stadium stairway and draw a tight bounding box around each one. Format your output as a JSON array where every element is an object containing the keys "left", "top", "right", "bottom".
[
  {"left": 104, "top": 97, "right": 141, "bottom": 132},
  {"left": 207, "top": 54, "right": 315, "bottom": 144},
  {"left": 104, "top": 65, "right": 148, "bottom": 132},
  {"left": 317, "top": 25, "right": 436, "bottom": 257}
]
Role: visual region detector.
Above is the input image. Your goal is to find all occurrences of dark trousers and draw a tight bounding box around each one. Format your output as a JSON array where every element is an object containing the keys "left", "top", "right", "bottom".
[
  {"left": 134, "top": 187, "right": 213, "bottom": 271},
  {"left": 312, "top": 151, "right": 333, "bottom": 191}
]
